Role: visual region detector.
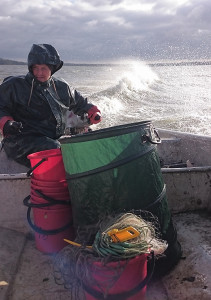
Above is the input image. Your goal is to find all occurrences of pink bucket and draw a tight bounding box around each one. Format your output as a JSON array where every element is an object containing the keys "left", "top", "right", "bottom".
[
  {"left": 83, "top": 254, "right": 150, "bottom": 300},
  {"left": 24, "top": 149, "right": 75, "bottom": 253},
  {"left": 31, "top": 192, "right": 70, "bottom": 209},
  {"left": 31, "top": 177, "right": 68, "bottom": 188},
  {"left": 27, "top": 149, "right": 66, "bottom": 181},
  {"left": 31, "top": 187, "right": 70, "bottom": 200},
  {"left": 33, "top": 205, "right": 75, "bottom": 253},
  {"left": 23, "top": 193, "right": 75, "bottom": 253}
]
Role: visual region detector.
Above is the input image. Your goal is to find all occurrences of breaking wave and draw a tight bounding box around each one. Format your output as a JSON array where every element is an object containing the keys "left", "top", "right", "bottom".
[{"left": 91, "top": 61, "right": 162, "bottom": 127}]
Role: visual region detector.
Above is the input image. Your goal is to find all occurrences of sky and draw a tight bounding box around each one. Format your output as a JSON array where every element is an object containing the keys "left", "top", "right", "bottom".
[{"left": 0, "top": 0, "right": 211, "bottom": 63}]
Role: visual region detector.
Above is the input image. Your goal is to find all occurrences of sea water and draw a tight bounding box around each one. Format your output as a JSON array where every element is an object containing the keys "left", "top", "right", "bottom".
[{"left": 0, "top": 61, "right": 210, "bottom": 136}]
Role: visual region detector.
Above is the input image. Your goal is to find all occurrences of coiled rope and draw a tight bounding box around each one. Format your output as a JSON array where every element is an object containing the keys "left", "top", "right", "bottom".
[{"left": 53, "top": 211, "right": 167, "bottom": 298}]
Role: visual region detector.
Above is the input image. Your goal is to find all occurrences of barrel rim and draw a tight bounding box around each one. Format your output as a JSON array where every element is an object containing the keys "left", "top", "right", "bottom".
[
  {"left": 27, "top": 148, "right": 62, "bottom": 160},
  {"left": 60, "top": 120, "right": 152, "bottom": 144}
]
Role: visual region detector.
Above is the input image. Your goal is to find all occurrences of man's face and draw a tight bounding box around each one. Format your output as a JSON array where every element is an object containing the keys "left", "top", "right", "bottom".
[{"left": 32, "top": 64, "right": 51, "bottom": 82}]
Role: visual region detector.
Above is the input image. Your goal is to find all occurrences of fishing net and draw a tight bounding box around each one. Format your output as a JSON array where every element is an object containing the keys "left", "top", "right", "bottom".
[
  {"left": 53, "top": 211, "right": 167, "bottom": 299},
  {"left": 92, "top": 212, "right": 167, "bottom": 258}
]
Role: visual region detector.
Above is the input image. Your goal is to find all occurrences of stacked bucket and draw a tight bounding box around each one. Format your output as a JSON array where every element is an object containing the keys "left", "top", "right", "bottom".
[
  {"left": 24, "top": 149, "right": 75, "bottom": 253},
  {"left": 83, "top": 253, "right": 151, "bottom": 300}
]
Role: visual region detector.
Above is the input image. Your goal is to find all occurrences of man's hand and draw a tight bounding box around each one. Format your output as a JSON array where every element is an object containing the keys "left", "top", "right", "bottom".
[
  {"left": 87, "top": 105, "right": 101, "bottom": 124},
  {"left": 3, "top": 120, "right": 23, "bottom": 136}
]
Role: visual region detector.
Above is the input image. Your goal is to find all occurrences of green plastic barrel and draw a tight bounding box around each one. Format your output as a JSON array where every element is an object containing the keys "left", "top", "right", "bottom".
[{"left": 60, "top": 121, "right": 171, "bottom": 234}]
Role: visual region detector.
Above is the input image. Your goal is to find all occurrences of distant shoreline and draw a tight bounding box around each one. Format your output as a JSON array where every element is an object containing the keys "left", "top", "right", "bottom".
[{"left": 0, "top": 57, "right": 211, "bottom": 67}]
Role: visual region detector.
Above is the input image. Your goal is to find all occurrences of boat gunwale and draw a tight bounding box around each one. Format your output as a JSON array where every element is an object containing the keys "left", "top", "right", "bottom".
[
  {"left": 0, "top": 173, "right": 30, "bottom": 180},
  {"left": 157, "top": 128, "right": 211, "bottom": 139},
  {"left": 1, "top": 165, "right": 211, "bottom": 179},
  {"left": 161, "top": 165, "right": 211, "bottom": 173}
]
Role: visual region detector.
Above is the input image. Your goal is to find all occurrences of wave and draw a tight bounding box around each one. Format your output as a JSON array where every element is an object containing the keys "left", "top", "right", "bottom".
[
  {"left": 91, "top": 61, "right": 211, "bottom": 136},
  {"left": 91, "top": 61, "right": 161, "bottom": 118}
]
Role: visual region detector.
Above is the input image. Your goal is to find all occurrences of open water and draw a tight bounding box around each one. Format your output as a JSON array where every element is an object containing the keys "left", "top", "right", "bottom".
[{"left": 0, "top": 61, "right": 211, "bottom": 136}]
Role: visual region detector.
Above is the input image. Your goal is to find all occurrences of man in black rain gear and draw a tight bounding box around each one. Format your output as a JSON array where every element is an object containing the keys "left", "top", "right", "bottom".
[{"left": 0, "top": 44, "right": 101, "bottom": 167}]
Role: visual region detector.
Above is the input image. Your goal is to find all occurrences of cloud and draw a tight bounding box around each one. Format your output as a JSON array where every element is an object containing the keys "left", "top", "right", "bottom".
[{"left": 0, "top": 0, "right": 210, "bottom": 62}]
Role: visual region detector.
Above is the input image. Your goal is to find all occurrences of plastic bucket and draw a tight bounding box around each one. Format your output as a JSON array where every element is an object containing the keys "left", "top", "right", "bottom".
[
  {"left": 31, "top": 186, "right": 70, "bottom": 199},
  {"left": 27, "top": 149, "right": 66, "bottom": 181},
  {"left": 23, "top": 194, "right": 75, "bottom": 253},
  {"left": 31, "top": 182, "right": 68, "bottom": 192},
  {"left": 83, "top": 254, "right": 149, "bottom": 300},
  {"left": 31, "top": 192, "right": 70, "bottom": 208},
  {"left": 32, "top": 206, "right": 75, "bottom": 253},
  {"left": 31, "top": 177, "right": 68, "bottom": 188}
]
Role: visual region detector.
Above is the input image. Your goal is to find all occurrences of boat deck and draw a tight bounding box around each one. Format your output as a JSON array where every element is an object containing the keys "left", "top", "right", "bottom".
[
  {"left": 1, "top": 211, "right": 210, "bottom": 300},
  {"left": 0, "top": 129, "right": 210, "bottom": 299}
]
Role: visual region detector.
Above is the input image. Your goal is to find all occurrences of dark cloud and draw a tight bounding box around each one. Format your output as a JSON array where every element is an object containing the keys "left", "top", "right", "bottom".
[{"left": 0, "top": 0, "right": 210, "bottom": 62}]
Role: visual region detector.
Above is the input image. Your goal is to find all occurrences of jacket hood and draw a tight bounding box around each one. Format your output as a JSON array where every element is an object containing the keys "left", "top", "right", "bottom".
[{"left": 27, "top": 44, "right": 63, "bottom": 75}]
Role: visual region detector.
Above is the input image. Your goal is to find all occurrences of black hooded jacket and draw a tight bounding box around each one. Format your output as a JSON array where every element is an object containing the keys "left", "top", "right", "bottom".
[{"left": 0, "top": 44, "right": 93, "bottom": 139}]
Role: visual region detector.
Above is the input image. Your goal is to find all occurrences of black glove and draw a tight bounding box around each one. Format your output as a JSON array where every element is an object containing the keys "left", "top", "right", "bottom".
[{"left": 3, "top": 120, "right": 23, "bottom": 136}]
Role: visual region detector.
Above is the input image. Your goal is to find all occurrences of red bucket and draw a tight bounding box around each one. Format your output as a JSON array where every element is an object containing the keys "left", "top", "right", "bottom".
[
  {"left": 33, "top": 206, "right": 75, "bottom": 253},
  {"left": 31, "top": 177, "right": 68, "bottom": 188},
  {"left": 27, "top": 149, "right": 66, "bottom": 181},
  {"left": 31, "top": 186, "right": 70, "bottom": 199},
  {"left": 31, "top": 192, "right": 70, "bottom": 208},
  {"left": 23, "top": 192, "right": 75, "bottom": 253},
  {"left": 26, "top": 200, "right": 75, "bottom": 253},
  {"left": 83, "top": 254, "right": 149, "bottom": 300}
]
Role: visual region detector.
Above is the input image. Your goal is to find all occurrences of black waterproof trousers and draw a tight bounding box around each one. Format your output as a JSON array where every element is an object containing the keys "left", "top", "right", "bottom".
[{"left": 2, "top": 133, "right": 60, "bottom": 168}]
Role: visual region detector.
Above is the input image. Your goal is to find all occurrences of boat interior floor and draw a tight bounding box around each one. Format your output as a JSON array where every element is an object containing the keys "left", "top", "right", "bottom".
[
  {"left": 0, "top": 211, "right": 210, "bottom": 300},
  {"left": 147, "top": 210, "right": 211, "bottom": 300}
]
